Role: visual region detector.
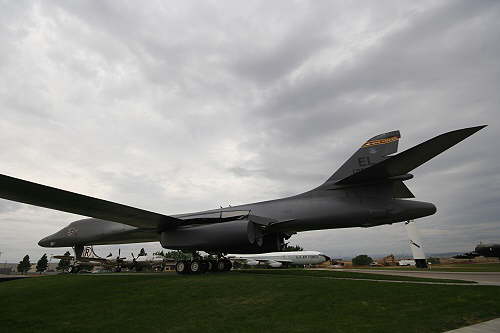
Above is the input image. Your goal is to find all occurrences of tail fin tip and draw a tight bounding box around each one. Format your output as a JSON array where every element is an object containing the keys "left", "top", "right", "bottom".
[{"left": 326, "top": 130, "right": 401, "bottom": 183}]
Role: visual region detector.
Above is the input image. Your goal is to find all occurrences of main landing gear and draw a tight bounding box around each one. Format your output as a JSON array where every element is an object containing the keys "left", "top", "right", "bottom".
[
  {"left": 175, "top": 258, "right": 232, "bottom": 275},
  {"left": 69, "top": 265, "right": 80, "bottom": 274}
]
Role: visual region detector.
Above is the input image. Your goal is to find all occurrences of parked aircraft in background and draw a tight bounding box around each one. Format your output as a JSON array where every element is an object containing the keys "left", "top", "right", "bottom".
[
  {"left": 453, "top": 242, "right": 500, "bottom": 259},
  {"left": 52, "top": 246, "right": 172, "bottom": 273},
  {"left": 53, "top": 246, "right": 146, "bottom": 272},
  {"left": 227, "top": 251, "right": 330, "bottom": 268},
  {"left": 475, "top": 243, "right": 500, "bottom": 258},
  {"left": 0, "top": 126, "right": 486, "bottom": 274}
]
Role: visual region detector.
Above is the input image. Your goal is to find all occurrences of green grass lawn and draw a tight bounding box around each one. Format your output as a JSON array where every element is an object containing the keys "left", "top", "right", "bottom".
[
  {"left": 1, "top": 273, "right": 499, "bottom": 333},
  {"left": 236, "top": 269, "right": 476, "bottom": 283},
  {"left": 362, "top": 263, "right": 500, "bottom": 272}
]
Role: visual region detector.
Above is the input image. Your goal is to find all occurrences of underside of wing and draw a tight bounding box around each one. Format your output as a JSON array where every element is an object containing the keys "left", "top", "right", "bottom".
[{"left": 0, "top": 174, "right": 182, "bottom": 230}]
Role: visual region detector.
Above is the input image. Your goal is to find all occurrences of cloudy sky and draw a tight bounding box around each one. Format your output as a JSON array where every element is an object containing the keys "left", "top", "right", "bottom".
[{"left": 1, "top": 0, "right": 499, "bottom": 262}]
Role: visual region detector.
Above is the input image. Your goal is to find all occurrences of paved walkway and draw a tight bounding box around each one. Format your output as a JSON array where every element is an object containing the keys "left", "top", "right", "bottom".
[
  {"left": 243, "top": 271, "right": 481, "bottom": 286},
  {"left": 445, "top": 318, "right": 500, "bottom": 332},
  {"left": 299, "top": 275, "right": 477, "bottom": 286},
  {"left": 337, "top": 269, "right": 500, "bottom": 286},
  {"left": 0, "top": 274, "right": 30, "bottom": 283}
]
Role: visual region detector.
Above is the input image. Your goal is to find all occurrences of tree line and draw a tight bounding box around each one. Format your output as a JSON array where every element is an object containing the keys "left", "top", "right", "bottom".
[{"left": 16, "top": 252, "right": 72, "bottom": 274}]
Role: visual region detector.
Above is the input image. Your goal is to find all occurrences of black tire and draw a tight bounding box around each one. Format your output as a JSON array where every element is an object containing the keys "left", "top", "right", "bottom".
[
  {"left": 200, "top": 260, "right": 209, "bottom": 273},
  {"left": 190, "top": 260, "right": 202, "bottom": 274},
  {"left": 70, "top": 265, "right": 80, "bottom": 274},
  {"left": 175, "top": 260, "right": 189, "bottom": 274},
  {"left": 209, "top": 260, "right": 218, "bottom": 272},
  {"left": 223, "top": 259, "right": 232, "bottom": 271},
  {"left": 216, "top": 259, "right": 226, "bottom": 272}
]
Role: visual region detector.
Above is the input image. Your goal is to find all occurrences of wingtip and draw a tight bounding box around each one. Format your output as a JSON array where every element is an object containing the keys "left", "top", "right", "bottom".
[
  {"left": 451, "top": 125, "right": 487, "bottom": 135},
  {"left": 467, "top": 124, "right": 487, "bottom": 134},
  {"left": 434, "top": 125, "right": 487, "bottom": 144}
]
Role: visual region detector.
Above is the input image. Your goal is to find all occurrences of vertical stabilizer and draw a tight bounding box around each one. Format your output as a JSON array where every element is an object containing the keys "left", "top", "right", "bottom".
[{"left": 326, "top": 131, "right": 400, "bottom": 183}]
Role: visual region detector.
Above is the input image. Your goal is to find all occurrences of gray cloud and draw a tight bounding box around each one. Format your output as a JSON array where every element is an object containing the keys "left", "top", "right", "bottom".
[
  {"left": 0, "top": 0, "right": 499, "bottom": 261},
  {"left": 0, "top": 199, "right": 22, "bottom": 214}
]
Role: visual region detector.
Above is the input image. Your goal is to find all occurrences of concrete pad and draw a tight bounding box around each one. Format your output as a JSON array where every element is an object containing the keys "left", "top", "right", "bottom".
[
  {"left": 445, "top": 318, "right": 500, "bottom": 332},
  {"left": 338, "top": 269, "right": 500, "bottom": 285}
]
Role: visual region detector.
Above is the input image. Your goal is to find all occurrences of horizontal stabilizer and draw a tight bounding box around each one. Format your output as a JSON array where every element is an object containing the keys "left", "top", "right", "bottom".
[
  {"left": 336, "top": 125, "right": 486, "bottom": 185},
  {"left": 52, "top": 254, "right": 109, "bottom": 262},
  {"left": 52, "top": 255, "right": 74, "bottom": 260},
  {"left": 0, "top": 174, "right": 181, "bottom": 230}
]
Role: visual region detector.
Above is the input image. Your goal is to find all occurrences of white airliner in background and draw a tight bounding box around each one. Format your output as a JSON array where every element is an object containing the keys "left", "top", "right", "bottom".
[{"left": 227, "top": 251, "right": 331, "bottom": 268}]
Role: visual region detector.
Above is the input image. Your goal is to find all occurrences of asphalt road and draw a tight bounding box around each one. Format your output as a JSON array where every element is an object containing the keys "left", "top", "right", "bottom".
[
  {"left": 339, "top": 269, "right": 500, "bottom": 286},
  {"left": 0, "top": 274, "right": 30, "bottom": 283}
]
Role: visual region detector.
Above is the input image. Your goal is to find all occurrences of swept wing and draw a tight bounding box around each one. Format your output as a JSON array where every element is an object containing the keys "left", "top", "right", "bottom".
[{"left": 0, "top": 174, "right": 181, "bottom": 230}]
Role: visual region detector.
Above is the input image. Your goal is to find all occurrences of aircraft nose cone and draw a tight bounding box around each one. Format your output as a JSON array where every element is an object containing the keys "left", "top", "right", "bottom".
[
  {"left": 38, "top": 237, "right": 49, "bottom": 247},
  {"left": 38, "top": 236, "right": 54, "bottom": 247}
]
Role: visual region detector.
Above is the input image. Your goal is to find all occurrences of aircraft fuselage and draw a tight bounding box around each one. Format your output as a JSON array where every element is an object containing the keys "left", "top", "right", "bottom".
[{"left": 38, "top": 188, "right": 436, "bottom": 253}]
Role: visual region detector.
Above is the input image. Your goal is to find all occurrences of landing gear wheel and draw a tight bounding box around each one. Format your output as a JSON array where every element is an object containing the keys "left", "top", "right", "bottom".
[
  {"left": 200, "top": 260, "right": 209, "bottom": 273},
  {"left": 69, "top": 265, "right": 80, "bottom": 274},
  {"left": 223, "top": 259, "right": 232, "bottom": 271},
  {"left": 216, "top": 260, "right": 226, "bottom": 272},
  {"left": 209, "top": 260, "right": 218, "bottom": 272},
  {"left": 175, "top": 260, "right": 189, "bottom": 274},
  {"left": 190, "top": 260, "right": 202, "bottom": 274}
]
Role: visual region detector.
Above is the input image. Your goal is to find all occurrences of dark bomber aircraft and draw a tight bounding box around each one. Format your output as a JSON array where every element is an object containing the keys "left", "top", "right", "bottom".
[
  {"left": 0, "top": 126, "right": 486, "bottom": 274},
  {"left": 454, "top": 242, "right": 500, "bottom": 259}
]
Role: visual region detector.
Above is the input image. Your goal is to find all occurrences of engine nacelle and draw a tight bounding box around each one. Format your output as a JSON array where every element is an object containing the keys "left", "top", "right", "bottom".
[
  {"left": 160, "top": 219, "right": 285, "bottom": 253},
  {"left": 268, "top": 261, "right": 282, "bottom": 268},
  {"left": 246, "top": 260, "right": 260, "bottom": 266}
]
